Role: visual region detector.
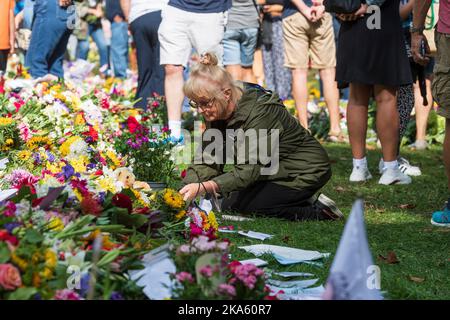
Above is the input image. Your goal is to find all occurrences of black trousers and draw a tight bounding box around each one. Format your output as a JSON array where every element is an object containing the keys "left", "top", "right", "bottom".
[
  {"left": 222, "top": 181, "right": 329, "bottom": 221},
  {"left": 0, "top": 50, "right": 9, "bottom": 73},
  {"left": 130, "top": 11, "right": 165, "bottom": 109}
]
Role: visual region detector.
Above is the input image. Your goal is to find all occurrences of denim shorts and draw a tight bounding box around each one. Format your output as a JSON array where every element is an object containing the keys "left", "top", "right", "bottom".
[{"left": 222, "top": 27, "right": 258, "bottom": 67}]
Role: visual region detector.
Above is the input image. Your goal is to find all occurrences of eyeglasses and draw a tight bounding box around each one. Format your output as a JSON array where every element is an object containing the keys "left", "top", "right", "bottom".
[{"left": 189, "top": 97, "right": 216, "bottom": 111}]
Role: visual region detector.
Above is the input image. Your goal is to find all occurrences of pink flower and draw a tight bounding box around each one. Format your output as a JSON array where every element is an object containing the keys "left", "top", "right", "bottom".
[
  {"left": 218, "top": 284, "right": 236, "bottom": 297},
  {"left": 0, "top": 263, "right": 22, "bottom": 290},
  {"left": 199, "top": 266, "right": 213, "bottom": 278},
  {"left": 18, "top": 123, "right": 31, "bottom": 141},
  {"left": 3, "top": 201, "right": 16, "bottom": 217},
  {"left": 176, "top": 272, "right": 194, "bottom": 283},
  {"left": 53, "top": 289, "right": 82, "bottom": 300}
]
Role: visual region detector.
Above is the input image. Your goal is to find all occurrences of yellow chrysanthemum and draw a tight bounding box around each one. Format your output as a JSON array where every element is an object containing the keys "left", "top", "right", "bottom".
[
  {"left": 0, "top": 117, "right": 13, "bottom": 126},
  {"left": 27, "top": 136, "right": 52, "bottom": 151},
  {"left": 40, "top": 267, "right": 53, "bottom": 279},
  {"left": 32, "top": 252, "right": 42, "bottom": 265},
  {"left": 106, "top": 150, "right": 121, "bottom": 168},
  {"left": 17, "top": 150, "right": 32, "bottom": 161},
  {"left": 98, "top": 177, "right": 116, "bottom": 193},
  {"left": 5, "top": 138, "right": 14, "bottom": 146}
]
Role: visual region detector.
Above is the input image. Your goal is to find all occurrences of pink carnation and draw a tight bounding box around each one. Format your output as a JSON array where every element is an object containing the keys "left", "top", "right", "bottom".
[
  {"left": 218, "top": 284, "right": 236, "bottom": 297},
  {"left": 176, "top": 272, "right": 194, "bottom": 283}
]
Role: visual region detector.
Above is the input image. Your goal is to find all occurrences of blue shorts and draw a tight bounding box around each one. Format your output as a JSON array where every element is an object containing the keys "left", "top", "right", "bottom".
[{"left": 222, "top": 28, "right": 258, "bottom": 67}]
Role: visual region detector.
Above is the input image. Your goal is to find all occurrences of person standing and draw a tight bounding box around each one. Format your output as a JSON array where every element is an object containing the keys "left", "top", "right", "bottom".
[
  {"left": 259, "top": 0, "right": 292, "bottom": 101},
  {"left": 105, "top": 0, "right": 128, "bottom": 78},
  {"left": 223, "top": 0, "right": 259, "bottom": 82},
  {"left": 75, "top": 0, "right": 109, "bottom": 74},
  {"left": 282, "top": 0, "right": 343, "bottom": 141},
  {"left": 120, "top": 0, "right": 167, "bottom": 108},
  {"left": 336, "top": 0, "right": 413, "bottom": 185},
  {"left": 412, "top": 0, "right": 450, "bottom": 226},
  {"left": 158, "top": 0, "right": 231, "bottom": 140},
  {"left": 26, "top": 0, "right": 73, "bottom": 80},
  {"left": 0, "top": 0, "right": 16, "bottom": 73}
]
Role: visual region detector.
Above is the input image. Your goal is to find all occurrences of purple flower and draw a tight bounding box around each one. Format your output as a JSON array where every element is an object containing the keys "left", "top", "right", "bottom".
[
  {"left": 46, "top": 151, "right": 55, "bottom": 162},
  {"left": 32, "top": 152, "right": 41, "bottom": 164},
  {"left": 79, "top": 273, "right": 90, "bottom": 297},
  {"left": 62, "top": 164, "right": 75, "bottom": 179},
  {"left": 4, "top": 222, "right": 21, "bottom": 233},
  {"left": 87, "top": 163, "right": 96, "bottom": 170},
  {"left": 110, "top": 292, "right": 124, "bottom": 300}
]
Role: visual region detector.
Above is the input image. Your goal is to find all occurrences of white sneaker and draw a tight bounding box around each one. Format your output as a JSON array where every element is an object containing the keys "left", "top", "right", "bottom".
[
  {"left": 378, "top": 157, "right": 422, "bottom": 176},
  {"left": 350, "top": 166, "right": 373, "bottom": 182},
  {"left": 378, "top": 167, "right": 412, "bottom": 185}
]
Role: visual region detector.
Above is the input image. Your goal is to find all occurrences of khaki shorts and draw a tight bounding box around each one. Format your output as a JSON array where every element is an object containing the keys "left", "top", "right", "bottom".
[
  {"left": 283, "top": 12, "right": 336, "bottom": 69},
  {"left": 158, "top": 5, "right": 226, "bottom": 67},
  {"left": 432, "top": 31, "right": 450, "bottom": 119}
]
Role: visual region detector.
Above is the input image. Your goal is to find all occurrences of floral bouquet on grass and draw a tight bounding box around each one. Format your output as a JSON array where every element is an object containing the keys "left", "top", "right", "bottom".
[
  {"left": 170, "top": 236, "right": 275, "bottom": 300},
  {"left": 114, "top": 115, "right": 177, "bottom": 184}
]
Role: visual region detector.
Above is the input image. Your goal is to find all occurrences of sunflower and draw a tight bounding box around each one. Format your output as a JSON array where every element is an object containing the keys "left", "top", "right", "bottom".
[
  {"left": 163, "top": 188, "right": 185, "bottom": 209},
  {"left": 27, "top": 136, "right": 52, "bottom": 151},
  {"left": 17, "top": 150, "right": 32, "bottom": 161}
]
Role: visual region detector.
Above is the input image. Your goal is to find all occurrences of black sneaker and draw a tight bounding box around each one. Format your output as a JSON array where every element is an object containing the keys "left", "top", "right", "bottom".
[{"left": 314, "top": 194, "right": 344, "bottom": 220}]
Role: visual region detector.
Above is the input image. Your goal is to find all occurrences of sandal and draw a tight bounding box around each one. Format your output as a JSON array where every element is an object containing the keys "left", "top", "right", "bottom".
[{"left": 327, "top": 131, "right": 348, "bottom": 143}]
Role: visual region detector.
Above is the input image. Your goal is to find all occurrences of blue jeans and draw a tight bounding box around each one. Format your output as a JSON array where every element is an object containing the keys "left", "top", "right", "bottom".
[
  {"left": 223, "top": 28, "right": 258, "bottom": 67},
  {"left": 110, "top": 21, "right": 128, "bottom": 78},
  {"left": 26, "top": 0, "right": 72, "bottom": 78},
  {"left": 76, "top": 23, "right": 109, "bottom": 68}
]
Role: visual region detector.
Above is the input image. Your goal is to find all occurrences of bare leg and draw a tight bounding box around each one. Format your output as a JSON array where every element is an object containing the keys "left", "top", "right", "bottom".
[
  {"left": 319, "top": 67, "right": 341, "bottom": 135},
  {"left": 414, "top": 78, "right": 433, "bottom": 142},
  {"left": 347, "top": 83, "right": 371, "bottom": 159},
  {"left": 292, "top": 68, "right": 309, "bottom": 129},
  {"left": 374, "top": 85, "right": 399, "bottom": 162},
  {"left": 242, "top": 66, "right": 256, "bottom": 83},
  {"left": 225, "top": 65, "right": 242, "bottom": 81},
  {"left": 164, "top": 64, "right": 184, "bottom": 122}
]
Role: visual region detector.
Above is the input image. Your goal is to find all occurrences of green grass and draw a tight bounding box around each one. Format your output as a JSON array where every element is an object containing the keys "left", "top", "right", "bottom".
[{"left": 220, "top": 143, "right": 450, "bottom": 300}]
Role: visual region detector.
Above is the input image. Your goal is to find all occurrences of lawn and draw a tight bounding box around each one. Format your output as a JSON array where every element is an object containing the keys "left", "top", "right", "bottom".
[{"left": 219, "top": 143, "right": 450, "bottom": 300}]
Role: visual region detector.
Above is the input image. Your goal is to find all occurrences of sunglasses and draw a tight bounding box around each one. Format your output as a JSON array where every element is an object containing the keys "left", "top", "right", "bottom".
[{"left": 189, "top": 97, "right": 216, "bottom": 111}]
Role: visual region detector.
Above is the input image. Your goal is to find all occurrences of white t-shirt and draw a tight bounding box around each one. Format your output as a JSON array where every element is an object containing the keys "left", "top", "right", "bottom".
[{"left": 129, "top": 0, "right": 168, "bottom": 23}]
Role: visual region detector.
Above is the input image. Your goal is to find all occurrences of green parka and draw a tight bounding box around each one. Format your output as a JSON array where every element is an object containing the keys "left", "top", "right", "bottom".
[{"left": 184, "top": 83, "right": 331, "bottom": 197}]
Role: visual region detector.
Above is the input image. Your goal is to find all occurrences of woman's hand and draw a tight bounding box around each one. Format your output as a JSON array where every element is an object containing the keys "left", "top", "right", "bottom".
[
  {"left": 337, "top": 4, "right": 368, "bottom": 21},
  {"left": 179, "top": 183, "right": 206, "bottom": 202}
]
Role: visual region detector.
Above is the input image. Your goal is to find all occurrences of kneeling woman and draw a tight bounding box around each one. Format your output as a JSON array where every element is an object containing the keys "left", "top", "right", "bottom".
[{"left": 180, "top": 53, "right": 343, "bottom": 221}]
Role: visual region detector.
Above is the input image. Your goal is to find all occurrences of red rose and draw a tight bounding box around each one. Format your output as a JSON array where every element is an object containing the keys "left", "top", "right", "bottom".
[
  {"left": 127, "top": 116, "right": 140, "bottom": 133},
  {"left": 180, "top": 169, "right": 187, "bottom": 179},
  {"left": 0, "top": 264, "right": 22, "bottom": 291},
  {"left": 83, "top": 126, "right": 99, "bottom": 142},
  {"left": 112, "top": 193, "right": 133, "bottom": 214}
]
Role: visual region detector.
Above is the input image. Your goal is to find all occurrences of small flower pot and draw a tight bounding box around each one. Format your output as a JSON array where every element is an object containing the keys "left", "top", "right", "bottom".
[{"left": 148, "top": 181, "right": 167, "bottom": 191}]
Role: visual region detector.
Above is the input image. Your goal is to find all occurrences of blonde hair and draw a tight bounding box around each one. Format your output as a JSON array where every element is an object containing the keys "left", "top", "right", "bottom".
[{"left": 183, "top": 52, "right": 242, "bottom": 106}]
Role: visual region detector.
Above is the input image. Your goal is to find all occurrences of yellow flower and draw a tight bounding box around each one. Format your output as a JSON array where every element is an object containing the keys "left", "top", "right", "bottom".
[
  {"left": 44, "top": 249, "right": 57, "bottom": 268},
  {"left": 5, "top": 138, "right": 14, "bottom": 146},
  {"left": 163, "top": 189, "right": 184, "bottom": 209},
  {"left": 70, "top": 155, "right": 89, "bottom": 173},
  {"left": 32, "top": 252, "right": 42, "bottom": 265},
  {"left": 32, "top": 273, "right": 41, "bottom": 288},
  {"left": 0, "top": 117, "right": 13, "bottom": 126},
  {"left": 74, "top": 113, "right": 85, "bottom": 126},
  {"left": 59, "top": 136, "right": 82, "bottom": 156},
  {"left": 175, "top": 210, "right": 187, "bottom": 220},
  {"left": 27, "top": 136, "right": 52, "bottom": 151},
  {"left": 17, "top": 150, "right": 32, "bottom": 161},
  {"left": 11, "top": 252, "right": 28, "bottom": 271},
  {"left": 98, "top": 177, "right": 116, "bottom": 193},
  {"left": 48, "top": 217, "right": 64, "bottom": 232},
  {"left": 40, "top": 267, "right": 53, "bottom": 279},
  {"left": 208, "top": 211, "right": 219, "bottom": 231},
  {"left": 106, "top": 150, "right": 121, "bottom": 168}
]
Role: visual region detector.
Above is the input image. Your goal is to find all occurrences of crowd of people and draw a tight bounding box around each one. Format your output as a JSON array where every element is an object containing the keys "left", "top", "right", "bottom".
[{"left": 1, "top": 0, "right": 449, "bottom": 226}]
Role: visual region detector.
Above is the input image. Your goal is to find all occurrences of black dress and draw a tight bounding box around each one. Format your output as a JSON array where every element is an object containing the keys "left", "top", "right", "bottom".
[{"left": 336, "top": 0, "right": 413, "bottom": 88}]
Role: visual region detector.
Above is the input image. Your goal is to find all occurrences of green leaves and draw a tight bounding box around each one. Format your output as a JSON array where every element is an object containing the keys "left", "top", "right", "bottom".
[
  {"left": 7, "top": 287, "right": 38, "bottom": 300},
  {"left": 23, "top": 228, "right": 44, "bottom": 244},
  {"left": 0, "top": 242, "right": 10, "bottom": 263}
]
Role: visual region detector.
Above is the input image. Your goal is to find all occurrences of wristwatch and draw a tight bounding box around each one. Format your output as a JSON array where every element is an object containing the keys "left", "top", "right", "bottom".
[{"left": 410, "top": 26, "right": 425, "bottom": 34}]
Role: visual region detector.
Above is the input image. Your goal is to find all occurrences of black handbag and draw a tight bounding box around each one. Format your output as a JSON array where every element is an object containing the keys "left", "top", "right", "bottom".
[{"left": 323, "top": 0, "right": 363, "bottom": 14}]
